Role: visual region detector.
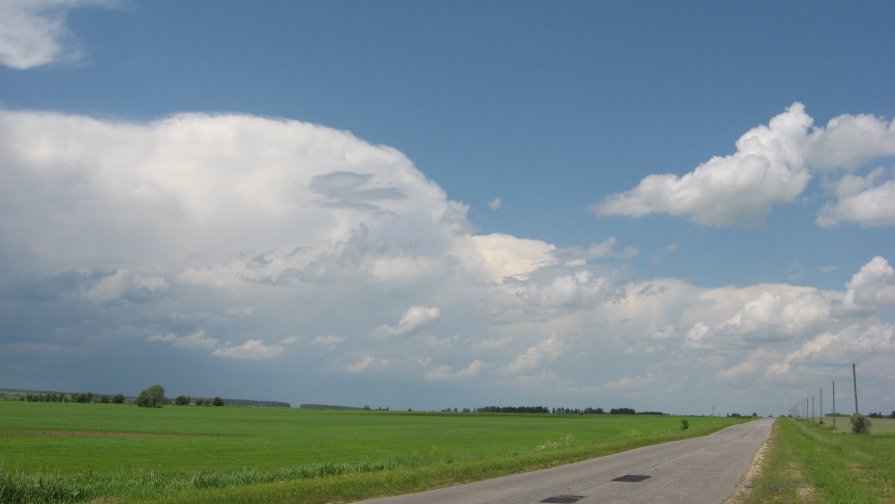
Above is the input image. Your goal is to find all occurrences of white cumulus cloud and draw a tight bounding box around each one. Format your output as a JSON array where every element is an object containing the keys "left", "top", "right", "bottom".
[
  {"left": 504, "top": 333, "right": 563, "bottom": 374},
  {"left": 817, "top": 169, "right": 895, "bottom": 228},
  {"left": 593, "top": 103, "right": 895, "bottom": 226},
  {"left": 374, "top": 306, "right": 441, "bottom": 338},
  {"left": 213, "top": 339, "right": 284, "bottom": 359},
  {"left": 464, "top": 233, "right": 556, "bottom": 283},
  {"left": 844, "top": 256, "right": 895, "bottom": 309}
]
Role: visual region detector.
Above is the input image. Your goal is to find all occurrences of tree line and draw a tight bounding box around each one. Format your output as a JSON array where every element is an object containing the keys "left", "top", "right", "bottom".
[
  {"left": 20, "top": 392, "right": 125, "bottom": 404},
  {"left": 17, "top": 385, "right": 226, "bottom": 409},
  {"left": 473, "top": 406, "right": 667, "bottom": 415},
  {"left": 135, "top": 384, "right": 224, "bottom": 408}
]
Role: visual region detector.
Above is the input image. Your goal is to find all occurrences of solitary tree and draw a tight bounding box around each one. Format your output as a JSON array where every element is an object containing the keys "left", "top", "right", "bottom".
[
  {"left": 212, "top": 396, "right": 224, "bottom": 407},
  {"left": 135, "top": 384, "right": 166, "bottom": 408}
]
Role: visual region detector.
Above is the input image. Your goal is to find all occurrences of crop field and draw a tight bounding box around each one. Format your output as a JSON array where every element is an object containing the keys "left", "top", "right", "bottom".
[
  {"left": 823, "top": 416, "right": 895, "bottom": 435},
  {"left": 0, "top": 402, "right": 745, "bottom": 503},
  {"left": 739, "top": 417, "right": 895, "bottom": 503}
]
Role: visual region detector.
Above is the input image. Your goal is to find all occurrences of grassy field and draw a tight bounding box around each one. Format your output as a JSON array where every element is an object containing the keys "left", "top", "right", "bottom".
[
  {"left": 739, "top": 417, "right": 895, "bottom": 503},
  {"left": 0, "top": 402, "right": 745, "bottom": 503},
  {"left": 823, "top": 416, "right": 895, "bottom": 435}
]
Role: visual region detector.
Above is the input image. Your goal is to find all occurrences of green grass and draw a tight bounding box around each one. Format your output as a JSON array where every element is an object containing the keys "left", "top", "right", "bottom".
[
  {"left": 0, "top": 402, "right": 745, "bottom": 503},
  {"left": 741, "top": 417, "right": 895, "bottom": 504}
]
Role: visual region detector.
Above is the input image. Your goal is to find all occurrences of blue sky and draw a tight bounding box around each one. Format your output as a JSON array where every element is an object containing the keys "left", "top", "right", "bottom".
[{"left": 1, "top": 0, "right": 893, "bottom": 415}]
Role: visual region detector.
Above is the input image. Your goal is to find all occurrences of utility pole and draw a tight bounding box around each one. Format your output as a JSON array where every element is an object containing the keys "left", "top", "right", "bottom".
[
  {"left": 853, "top": 363, "right": 859, "bottom": 416},
  {"left": 832, "top": 380, "right": 836, "bottom": 428},
  {"left": 812, "top": 395, "right": 815, "bottom": 421},
  {"left": 820, "top": 387, "right": 823, "bottom": 423}
]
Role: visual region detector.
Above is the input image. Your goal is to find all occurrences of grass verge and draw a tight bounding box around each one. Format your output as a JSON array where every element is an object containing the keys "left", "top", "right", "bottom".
[{"left": 738, "top": 417, "right": 895, "bottom": 503}]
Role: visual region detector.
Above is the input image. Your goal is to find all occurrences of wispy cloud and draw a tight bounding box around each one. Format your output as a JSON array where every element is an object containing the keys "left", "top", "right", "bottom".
[
  {"left": 0, "top": 0, "right": 112, "bottom": 69},
  {"left": 147, "top": 331, "right": 218, "bottom": 350}
]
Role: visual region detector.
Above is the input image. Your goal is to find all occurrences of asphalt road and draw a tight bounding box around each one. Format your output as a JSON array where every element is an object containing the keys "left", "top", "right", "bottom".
[{"left": 361, "top": 417, "right": 774, "bottom": 504}]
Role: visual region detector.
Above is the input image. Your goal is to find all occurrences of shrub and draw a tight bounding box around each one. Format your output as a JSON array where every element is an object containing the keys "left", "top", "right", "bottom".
[
  {"left": 112, "top": 393, "right": 125, "bottom": 404},
  {"left": 212, "top": 396, "right": 224, "bottom": 407},
  {"left": 851, "top": 414, "right": 872, "bottom": 434},
  {"left": 680, "top": 419, "right": 689, "bottom": 430}
]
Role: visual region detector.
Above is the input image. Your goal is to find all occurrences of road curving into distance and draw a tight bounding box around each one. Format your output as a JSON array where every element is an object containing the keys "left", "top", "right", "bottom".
[{"left": 361, "top": 417, "right": 774, "bottom": 504}]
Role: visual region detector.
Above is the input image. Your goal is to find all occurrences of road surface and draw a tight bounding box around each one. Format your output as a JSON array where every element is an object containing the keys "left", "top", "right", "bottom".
[{"left": 361, "top": 417, "right": 774, "bottom": 504}]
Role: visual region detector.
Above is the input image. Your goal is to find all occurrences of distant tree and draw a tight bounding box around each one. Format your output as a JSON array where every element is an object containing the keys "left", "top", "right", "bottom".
[
  {"left": 85, "top": 392, "right": 94, "bottom": 403},
  {"left": 112, "top": 393, "right": 125, "bottom": 404},
  {"left": 99, "top": 395, "right": 110, "bottom": 404},
  {"left": 680, "top": 420, "right": 689, "bottom": 430},
  {"left": 135, "top": 384, "right": 166, "bottom": 408},
  {"left": 212, "top": 396, "right": 224, "bottom": 407},
  {"left": 194, "top": 398, "right": 205, "bottom": 406},
  {"left": 174, "top": 395, "right": 191, "bottom": 406}
]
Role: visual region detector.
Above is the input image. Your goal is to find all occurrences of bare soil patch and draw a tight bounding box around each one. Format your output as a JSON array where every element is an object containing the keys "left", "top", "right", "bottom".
[
  {"left": 724, "top": 433, "right": 771, "bottom": 503},
  {"left": 6, "top": 429, "right": 212, "bottom": 439}
]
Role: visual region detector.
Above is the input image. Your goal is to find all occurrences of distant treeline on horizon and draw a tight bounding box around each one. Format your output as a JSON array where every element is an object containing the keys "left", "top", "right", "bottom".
[
  {"left": 297, "top": 404, "right": 670, "bottom": 415},
  {"left": 1, "top": 389, "right": 290, "bottom": 408},
  {"left": 476, "top": 406, "right": 667, "bottom": 415}
]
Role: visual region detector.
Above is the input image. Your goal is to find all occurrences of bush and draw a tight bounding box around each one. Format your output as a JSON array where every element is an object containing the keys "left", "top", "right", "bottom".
[
  {"left": 212, "top": 396, "right": 224, "bottom": 407},
  {"left": 680, "top": 419, "right": 689, "bottom": 430},
  {"left": 111, "top": 394, "right": 125, "bottom": 404},
  {"left": 851, "top": 414, "right": 872, "bottom": 434},
  {"left": 174, "top": 395, "right": 190, "bottom": 406},
  {"left": 135, "top": 384, "right": 166, "bottom": 408}
]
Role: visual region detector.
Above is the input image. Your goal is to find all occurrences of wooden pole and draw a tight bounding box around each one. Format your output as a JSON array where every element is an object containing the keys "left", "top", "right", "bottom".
[
  {"left": 832, "top": 380, "right": 836, "bottom": 428},
  {"left": 820, "top": 387, "right": 823, "bottom": 423},
  {"left": 853, "top": 363, "right": 859, "bottom": 416}
]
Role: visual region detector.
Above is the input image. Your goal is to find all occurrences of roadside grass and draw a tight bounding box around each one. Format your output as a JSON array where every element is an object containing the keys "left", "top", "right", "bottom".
[
  {"left": 0, "top": 402, "right": 745, "bottom": 503},
  {"left": 740, "top": 417, "right": 895, "bottom": 504}
]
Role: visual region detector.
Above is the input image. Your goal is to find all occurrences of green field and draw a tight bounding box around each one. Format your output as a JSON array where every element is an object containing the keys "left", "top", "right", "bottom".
[
  {"left": 0, "top": 402, "right": 745, "bottom": 503},
  {"left": 739, "top": 417, "right": 895, "bottom": 503}
]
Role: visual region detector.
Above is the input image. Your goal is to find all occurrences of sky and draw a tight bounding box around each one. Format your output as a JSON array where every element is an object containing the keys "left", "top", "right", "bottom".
[{"left": 0, "top": 0, "right": 893, "bottom": 415}]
